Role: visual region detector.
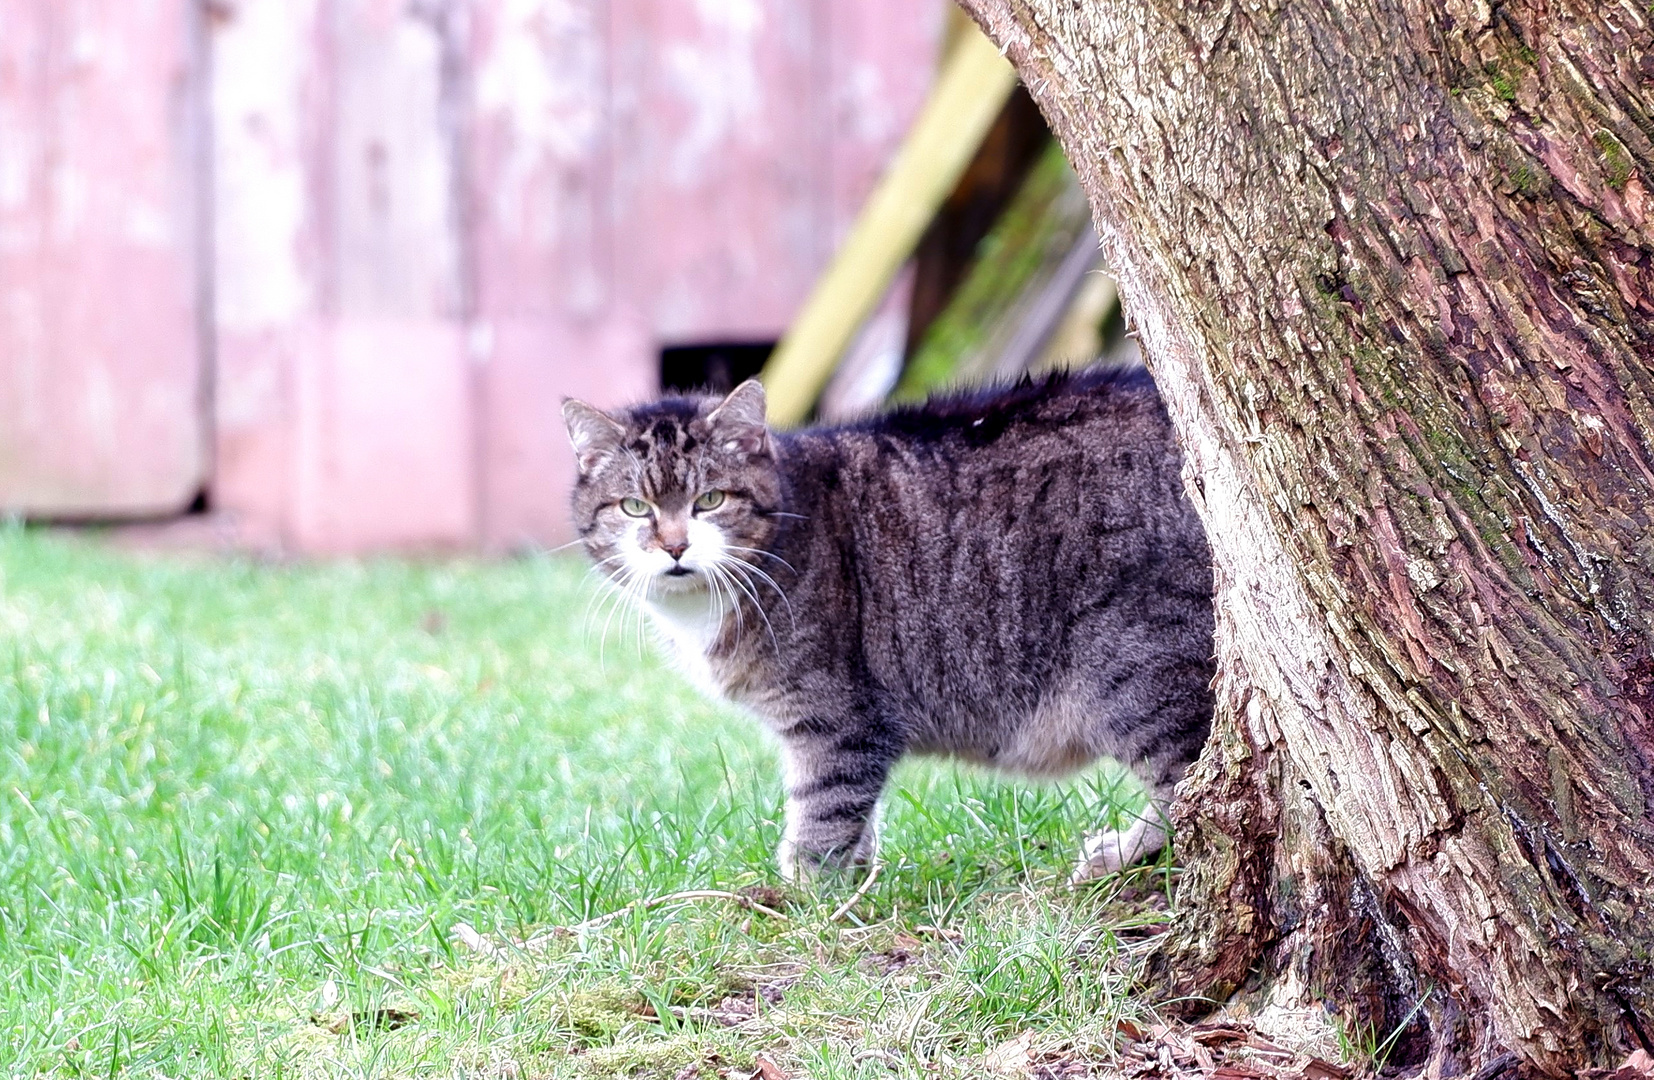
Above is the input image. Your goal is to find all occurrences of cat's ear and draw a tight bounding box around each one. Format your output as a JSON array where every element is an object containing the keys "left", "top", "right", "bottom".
[
  {"left": 707, "top": 379, "right": 771, "bottom": 457},
  {"left": 562, "top": 399, "right": 626, "bottom": 474}
]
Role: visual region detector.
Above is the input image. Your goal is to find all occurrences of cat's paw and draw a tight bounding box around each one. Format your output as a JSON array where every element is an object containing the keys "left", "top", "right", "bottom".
[
  {"left": 1069, "top": 829, "right": 1133, "bottom": 883},
  {"left": 776, "top": 834, "right": 874, "bottom": 885},
  {"left": 1069, "top": 812, "right": 1170, "bottom": 884},
  {"left": 776, "top": 836, "right": 801, "bottom": 883}
]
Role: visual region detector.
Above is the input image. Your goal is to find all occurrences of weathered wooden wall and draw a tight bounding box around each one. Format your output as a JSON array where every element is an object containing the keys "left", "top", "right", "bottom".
[
  {"left": 1, "top": 0, "right": 942, "bottom": 550},
  {"left": 0, "top": 0, "right": 209, "bottom": 517}
]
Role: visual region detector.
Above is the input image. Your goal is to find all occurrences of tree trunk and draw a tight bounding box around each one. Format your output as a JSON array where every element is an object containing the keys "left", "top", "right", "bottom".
[{"left": 952, "top": 0, "right": 1654, "bottom": 1072}]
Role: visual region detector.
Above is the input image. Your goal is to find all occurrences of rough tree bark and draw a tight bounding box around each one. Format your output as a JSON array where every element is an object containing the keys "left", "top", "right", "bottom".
[{"left": 952, "top": 0, "right": 1654, "bottom": 1073}]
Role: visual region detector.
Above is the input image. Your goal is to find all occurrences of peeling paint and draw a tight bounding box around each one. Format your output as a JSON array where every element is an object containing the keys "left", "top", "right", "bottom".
[
  {"left": 666, "top": 0, "right": 764, "bottom": 184},
  {"left": 5, "top": 0, "right": 941, "bottom": 540},
  {"left": 211, "top": 0, "right": 317, "bottom": 331}
]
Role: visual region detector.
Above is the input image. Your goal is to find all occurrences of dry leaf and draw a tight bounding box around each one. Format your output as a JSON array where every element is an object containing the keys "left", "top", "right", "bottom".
[
  {"left": 752, "top": 1053, "right": 789, "bottom": 1080},
  {"left": 913, "top": 924, "right": 964, "bottom": 941},
  {"left": 1609, "top": 1049, "right": 1654, "bottom": 1080},
  {"left": 452, "top": 921, "right": 508, "bottom": 958},
  {"left": 1114, "top": 1017, "right": 1147, "bottom": 1043},
  {"left": 1300, "top": 1056, "right": 1352, "bottom": 1080},
  {"left": 1190, "top": 1023, "right": 1250, "bottom": 1047},
  {"left": 1210, "top": 1067, "right": 1268, "bottom": 1080},
  {"left": 736, "top": 885, "right": 788, "bottom": 911},
  {"left": 986, "top": 1031, "right": 1035, "bottom": 1074}
]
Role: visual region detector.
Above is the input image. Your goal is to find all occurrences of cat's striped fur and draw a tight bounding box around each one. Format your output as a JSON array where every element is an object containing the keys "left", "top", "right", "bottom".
[{"left": 563, "top": 367, "right": 1215, "bottom": 881}]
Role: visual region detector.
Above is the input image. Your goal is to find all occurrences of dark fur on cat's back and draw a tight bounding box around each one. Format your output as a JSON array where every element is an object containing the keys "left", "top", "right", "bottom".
[{"left": 563, "top": 366, "right": 1215, "bottom": 879}]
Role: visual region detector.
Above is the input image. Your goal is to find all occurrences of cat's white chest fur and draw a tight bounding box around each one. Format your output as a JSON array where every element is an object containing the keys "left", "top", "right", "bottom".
[{"left": 643, "top": 589, "right": 725, "bottom": 694}]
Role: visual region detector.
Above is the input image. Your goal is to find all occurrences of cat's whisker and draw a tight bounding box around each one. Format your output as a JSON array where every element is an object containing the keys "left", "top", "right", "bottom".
[
  {"left": 582, "top": 564, "right": 635, "bottom": 646},
  {"left": 702, "top": 565, "right": 728, "bottom": 645},
  {"left": 582, "top": 555, "right": 631, "bottom": 641},
  {"left": 634, "top": 565, "right": 663, "bottom": 655},
  {"left": 721, "top": 545, "right": 797, "bottom": 575},
  {"left": 591, "top": 570, "right": 627, "bottom": 668},
  {"left": 581, "top": 569, "right": 625, "bottom": 641},
  {"left": 598, "top": 565, "right": 644, "bottom": 668},
  {"left": 728, "top": 564, "right": 754, "bottom": 648},
  {"left": 726, "top": 559, "right": 795, "bottom": 629},
  {"left": 728, "top": 569, "right": 751, "bottom": 648},
  {"left": 612, "top": 570, "right": 637, "bottom": 654},
  {"left": 631, "top": 572, "right": 652, "bottom": 658},
  {"left": 713, "top": 565, "right": 740, "bottom": 646},
  {"left": 579, "top": 553, "right": 626, "bottom": 586},
  {"left": 578, "top": 555, "right": 631, "bottom": 631},
  {"left": 730, "top": 557, "right": 789, "bottom": 601},
  {"left": 718, "top": 557, "right": 780, "bottom": 651},
  {"left": 710, "top": 568, "right": 734, "bottom": 649},
  {"left": 707, "top": 562, "right": 745, "bottom": 648},
  {"left": 627, "top": 569, "right": 650, "bottom": 657}
]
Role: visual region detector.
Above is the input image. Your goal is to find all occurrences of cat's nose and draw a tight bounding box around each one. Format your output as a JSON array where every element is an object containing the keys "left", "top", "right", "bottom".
[{"left": 662, "top": 541, "right": 689, "bottom": 561}]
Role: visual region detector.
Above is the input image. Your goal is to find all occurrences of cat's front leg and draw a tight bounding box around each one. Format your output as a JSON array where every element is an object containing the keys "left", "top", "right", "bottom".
[{"left": 775, "top": 725, "right": 900, "bottom": 882}]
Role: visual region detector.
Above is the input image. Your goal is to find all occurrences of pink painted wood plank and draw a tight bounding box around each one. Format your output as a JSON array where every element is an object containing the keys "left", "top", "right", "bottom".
[
  {"left": 0, "top": 0, "right": 206, "bottom": 516},
  {"left": 468, "top": 0, "right": 651, "bottom": 551},
  {"left": 476, "top": 315, "right": 654, "bottom": 549},
  {"left": 608, "top": 0, "right": 943, "bottom": 344},
  {"left": 205, "top": 0, "right": 940, "bottom": 551},
  {"left": 328, "top": 0, "right": 464, "bottom": 319},
  {"left": 609, "top": 0, "right": 827, "bottom": 342},
  {"left": 292, "top": 317, "right": 473, "bottom": 552},
  {"left": 824, "top": 1, "right": 948, "bottom": 247},
  {"left": 210, "top": 0, "right": 476, "bottom": 551},
  {"left": 309, "top": 0, "right": 473, "bottom": 549},
  {"left": 468, "top": 0, "right": 612, "bottom": 320},
  {"left": 465, "top": 0, "right": 942, "bottom": 550},
  {"left": 208, "top": 0, "right": 322, "bottom": 546},
  {"left": 213, "top": 327, "right": 298, "bottom": 548}
]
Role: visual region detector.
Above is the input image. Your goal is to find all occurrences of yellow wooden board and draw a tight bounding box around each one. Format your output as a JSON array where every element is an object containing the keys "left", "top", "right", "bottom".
[{"left": 759, "top": 25, "right": 1017, "bottom": 427}]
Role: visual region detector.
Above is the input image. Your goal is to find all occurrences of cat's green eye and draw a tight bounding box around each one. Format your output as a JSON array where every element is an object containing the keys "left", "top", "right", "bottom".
[
  {"left": 693, "top": 490, "right": 726, "bottom": 512},
  {"left": 620, "top": 497, "right": 652, "bottom": 517}
]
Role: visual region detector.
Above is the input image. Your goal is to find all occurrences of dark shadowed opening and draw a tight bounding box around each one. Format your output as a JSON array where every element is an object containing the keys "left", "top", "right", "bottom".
[{"left": 660, "top": 342, "right": 776, "bottom": 395}]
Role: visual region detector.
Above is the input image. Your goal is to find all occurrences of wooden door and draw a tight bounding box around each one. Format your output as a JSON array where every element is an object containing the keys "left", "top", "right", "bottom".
[{"left": 0, "top": 0, "right": 207, "bottom": 517}]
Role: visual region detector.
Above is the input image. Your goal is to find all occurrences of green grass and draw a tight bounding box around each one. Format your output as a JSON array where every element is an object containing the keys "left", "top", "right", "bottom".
[{"left": 0, "top": 528, "right": 1164, "bottom": 1078}]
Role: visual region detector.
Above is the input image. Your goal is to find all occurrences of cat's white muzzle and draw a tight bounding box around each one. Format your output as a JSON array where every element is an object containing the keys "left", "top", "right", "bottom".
[{"left": 624, "top": 518, "right": 725, "bottom": 597}]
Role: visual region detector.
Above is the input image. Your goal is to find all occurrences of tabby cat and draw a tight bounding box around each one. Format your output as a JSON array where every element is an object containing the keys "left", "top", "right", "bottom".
[{"left": 563, "top": 367, "right": 1214, "bottom": 882}]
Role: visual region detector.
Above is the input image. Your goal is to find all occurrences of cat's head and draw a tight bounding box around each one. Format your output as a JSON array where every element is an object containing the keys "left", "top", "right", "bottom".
[{"left": 562, "top": 380, "right": 783, "bottom": 596}]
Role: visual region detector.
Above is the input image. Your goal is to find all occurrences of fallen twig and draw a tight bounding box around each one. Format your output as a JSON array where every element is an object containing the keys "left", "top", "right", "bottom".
[
  {"left": 454, "top": 890, "right": 789, "bottom": 957},
  {"left": 451, "top": 921, "right": 509, "bottom": 958},
  {"left": 560, "top": 889, "right": 790, "bottom": 938},
  {"left": 828, "top": 859, "right": 882, "bottom": 922}
]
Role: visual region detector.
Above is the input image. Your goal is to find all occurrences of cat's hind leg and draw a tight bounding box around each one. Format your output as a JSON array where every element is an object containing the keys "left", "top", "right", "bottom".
[
  {"left": 1067, "top": 646, "right": 1212, "bottom": 884},
  {"left": 1070, "top": 741, "right": 1194, "bottom": 883}
]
